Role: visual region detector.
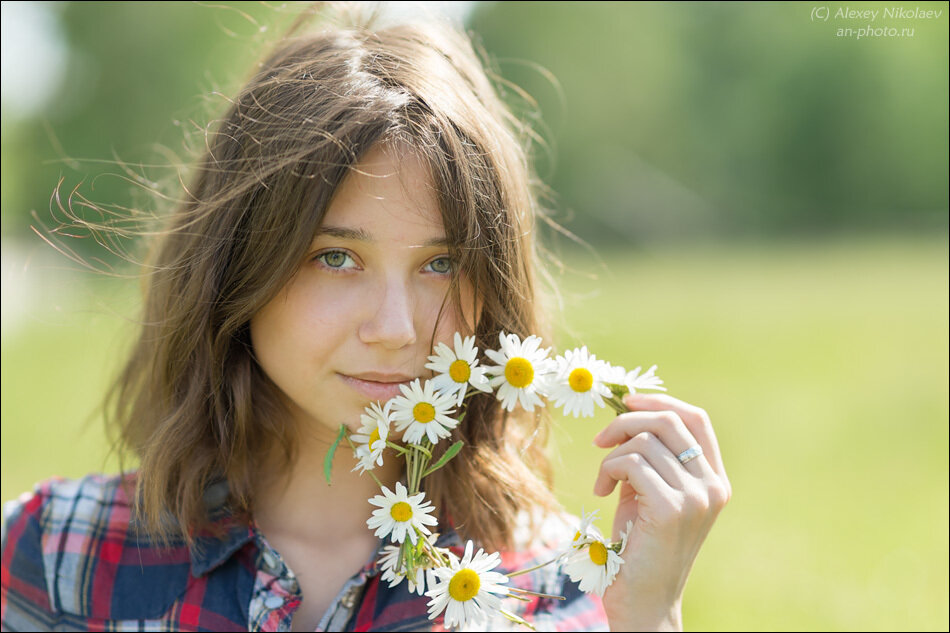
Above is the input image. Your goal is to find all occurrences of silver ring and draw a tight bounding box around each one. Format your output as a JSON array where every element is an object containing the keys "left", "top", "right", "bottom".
[{"left": 676, "top": 445, "right": 703, "bottom": 465}]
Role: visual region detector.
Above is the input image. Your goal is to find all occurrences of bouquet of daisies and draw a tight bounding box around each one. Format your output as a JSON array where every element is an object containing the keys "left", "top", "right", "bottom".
[{"left": 325, "top": 332, "right": 667, "bottom": 629}]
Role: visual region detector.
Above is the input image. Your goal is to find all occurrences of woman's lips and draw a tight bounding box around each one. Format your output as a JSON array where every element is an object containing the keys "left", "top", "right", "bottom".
[{"left": 339, "top": 374, "right": 412, "bottom": 402}]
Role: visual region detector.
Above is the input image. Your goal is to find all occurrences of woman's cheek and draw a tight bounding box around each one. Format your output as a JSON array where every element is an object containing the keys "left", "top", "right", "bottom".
[
  {"left": 293, "top": 275, "right": 367, "bottom": 328},
  {"left": 429, "top": 291, "right": 471, "bottom": 342},
  {"left": 433, "top": 277, "right": 478, "bottom": 337}
]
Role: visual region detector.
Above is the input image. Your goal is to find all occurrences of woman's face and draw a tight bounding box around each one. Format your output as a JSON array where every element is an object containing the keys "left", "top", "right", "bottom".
[{"left": 250, "top": 144, "right": 474, "bottom": 435}]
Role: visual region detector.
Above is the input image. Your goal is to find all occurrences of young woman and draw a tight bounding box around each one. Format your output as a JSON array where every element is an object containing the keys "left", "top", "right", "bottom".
[{"left": 1, "top": 7, "right": 730, "bottom": 632}]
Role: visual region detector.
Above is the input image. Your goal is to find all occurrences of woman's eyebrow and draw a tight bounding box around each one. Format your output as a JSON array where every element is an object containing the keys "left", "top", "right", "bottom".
[
  {"left": 315, "top": 225, "right": 449, "bottom": 247},
  {"left": 315, "top": 225, "right": 372, "bottom": 241},
  {"left": 420, "top": 236, "right": 451, "bottom": 248}
]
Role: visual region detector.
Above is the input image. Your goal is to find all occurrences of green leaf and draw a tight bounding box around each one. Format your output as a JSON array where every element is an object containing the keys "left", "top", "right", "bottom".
[
  {"left": 422, "top": 440, "right": 464, "bottom": 478},
  {"left": 324, "top": 424, "right": 347, "bottom": 485}
]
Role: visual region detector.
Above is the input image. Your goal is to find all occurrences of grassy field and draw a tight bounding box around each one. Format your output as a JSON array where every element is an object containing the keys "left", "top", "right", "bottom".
[{"left": 2, "top": 236, "right": 948, "bottom": 630}]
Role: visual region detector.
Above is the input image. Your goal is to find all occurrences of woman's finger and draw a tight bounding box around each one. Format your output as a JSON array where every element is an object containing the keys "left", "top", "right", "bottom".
[
  {"left": 594, "top": 410, "right": 714, "bottom": 479},
  {"left": 623, "top": 392, "right": 728, "bottom": 485},
  {"left": 594, "top": 446, "right": 671, "bottom": 498},
  {"left": 597, "top": 431, "right": 693, "bottom": 491}
]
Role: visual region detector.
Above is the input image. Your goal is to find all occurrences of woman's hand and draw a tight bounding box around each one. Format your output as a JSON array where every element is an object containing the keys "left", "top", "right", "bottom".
[{"left": 593, "top": 392, "right": 731, "bottom": 631}]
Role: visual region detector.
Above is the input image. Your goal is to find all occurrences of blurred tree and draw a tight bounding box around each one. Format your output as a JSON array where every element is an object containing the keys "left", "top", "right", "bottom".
[
  {"left": 1, "top": 1, "right": 947, "bottom": 253},
  {"left": 1, "top": 1, "right": 290, "bottom": 257},
  {"left": 468, "top": 1, "right": 949, "bottom": 243}
]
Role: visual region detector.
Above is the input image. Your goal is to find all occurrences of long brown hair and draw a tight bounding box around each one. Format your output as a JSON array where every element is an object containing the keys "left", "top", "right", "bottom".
[{"left": 104, "top": 4, "right": 562, "bottom": 550}]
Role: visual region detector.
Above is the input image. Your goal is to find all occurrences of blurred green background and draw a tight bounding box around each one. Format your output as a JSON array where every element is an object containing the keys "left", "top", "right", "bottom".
[{"left": 1, "top": 2, "right": 947, "bottom": 630}]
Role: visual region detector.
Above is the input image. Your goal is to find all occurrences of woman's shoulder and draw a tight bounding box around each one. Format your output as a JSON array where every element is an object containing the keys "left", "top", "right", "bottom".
[
  {"left": 2, "top": 473, "right": 140, "bottom": 571},
  {"left": 3, "top": 472, "right": 137, "bottom": 531},
  {"left": 0, "top": 472, "right": 200, "bottom": 629}
]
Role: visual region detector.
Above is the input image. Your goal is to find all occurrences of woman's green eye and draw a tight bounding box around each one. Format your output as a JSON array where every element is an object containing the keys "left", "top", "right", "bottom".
[
  {"left": 316, "top": 251, "right": 352, "bottom": 269},
  {"left": 428, "top": 257, "right": 452, "bottom": 274}
]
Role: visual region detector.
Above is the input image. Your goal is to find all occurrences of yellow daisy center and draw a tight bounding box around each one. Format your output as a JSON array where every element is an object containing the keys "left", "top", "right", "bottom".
[
  {"left": 390, "top": 501, "right": 413, "bottom": 522},
  {"left": 449, "top": 359, "right": 471, "bottom": 383},
  {"left": 589, "top": 541, "right": 608, "bottom": 566},
  {"left": 448, "top": 568, "right": 481, "bottom": 602},
  {"left": 569, "top": 367, "right": 594, "bottom": 392},
  {"left": 504, "top": 357, "right": 534, "bottom": 388},
  {"left": 369, "top": 427, "right": 380, "bottom": 446},
  {"left": 413, "top": 402, "right": 436, "bottom": 423}
]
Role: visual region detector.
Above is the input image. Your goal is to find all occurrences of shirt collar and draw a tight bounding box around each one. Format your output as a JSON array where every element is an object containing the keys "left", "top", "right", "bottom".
[{"left": 188, "top": 479, "right": 255, "bottom": 577}]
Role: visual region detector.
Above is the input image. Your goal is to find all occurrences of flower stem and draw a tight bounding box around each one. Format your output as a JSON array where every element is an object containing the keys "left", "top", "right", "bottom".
[
  {"left": 500, "top": 608, "right": 537, "bottom": 630},
  {"left": 407, "top": 449, "right": 420, "bottom": 495},
  {"left": 508, "top": 586, "right": 567, "bottom": 601},
  {"left": 386, "top": 441, "right": 409, "bottom": 455},
  {"left": 366, "top": 470, "right": 383, "bottom": 489},
  {"left": 505, "top": 555, "right": 561, "bottom": 578},
  {"left": 605, "top": 396, "right": 629, "bottom": 415}
]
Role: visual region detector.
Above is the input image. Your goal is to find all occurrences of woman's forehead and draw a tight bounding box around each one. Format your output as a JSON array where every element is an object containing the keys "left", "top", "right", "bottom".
[{"left": 317, "top": 145, "right": 445, "bottom": 243}]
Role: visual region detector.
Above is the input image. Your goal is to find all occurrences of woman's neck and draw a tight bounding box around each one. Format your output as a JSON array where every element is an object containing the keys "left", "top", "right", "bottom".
[{"left": 252, "top": 424, "right": 403, "bottom": 547}]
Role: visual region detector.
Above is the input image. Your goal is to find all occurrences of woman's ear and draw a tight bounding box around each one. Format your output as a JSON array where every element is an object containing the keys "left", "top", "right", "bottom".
[{"left": 473, "top": 296, "right": 483, "bottom": 329}]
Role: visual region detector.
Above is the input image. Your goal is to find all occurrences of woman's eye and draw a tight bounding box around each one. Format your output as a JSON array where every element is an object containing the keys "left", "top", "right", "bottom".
[
  {"left": 314, "top": 250, "right": 356, "bottom": 270},
  {"left": 426, "top": 257, "right": 453, "bottom": 275}
]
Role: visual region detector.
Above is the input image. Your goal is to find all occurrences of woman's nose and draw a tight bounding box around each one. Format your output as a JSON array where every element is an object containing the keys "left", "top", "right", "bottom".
[{"left": 358, "top": 276, "right": 418, "bottom": 350}]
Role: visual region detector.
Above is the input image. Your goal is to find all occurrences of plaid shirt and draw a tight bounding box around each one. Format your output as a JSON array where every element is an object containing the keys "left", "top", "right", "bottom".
[{"left": 1, "top": 474, "right": 608, "bottom": 632}]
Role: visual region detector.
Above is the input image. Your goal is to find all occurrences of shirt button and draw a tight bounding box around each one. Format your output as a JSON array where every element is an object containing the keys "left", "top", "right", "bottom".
[
  {"left": 341, "top": 586, "right": 359, "bottom": 608},
  {"left": 264, "top": 595, "right": 285, "bottom": 610},
  {"left": 261, "top": 549, "right": 280, "bottom": 572},
  {"left": 279, "top": 576, "right": 299, "bottom": 594}
]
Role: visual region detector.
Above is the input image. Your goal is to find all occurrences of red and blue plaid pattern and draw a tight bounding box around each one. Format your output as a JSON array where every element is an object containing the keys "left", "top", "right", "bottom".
[{"left": 1, "top": 474, "right": 608, "bottom": 631}]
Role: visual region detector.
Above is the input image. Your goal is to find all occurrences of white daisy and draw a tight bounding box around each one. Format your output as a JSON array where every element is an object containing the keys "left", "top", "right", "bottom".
[
  {"left": 562, "top": 529, "right": 627, "bottom": 597},
  {"left": 379, "top": 543, "right": 402, "bottom": 576},
  {"left": 604, "top": 363, "right": 628, "bottom": 386},
  {"left": 426, "top": 540, "right": 510, "bottom": 629},
  {"left": 367, "top": 482, "right": 439, "bottom": 545},
  {"left": 425, "top": 332, "right": 492, "bottom": 406},
  {"left": 350, "top": 400, "right": 392, "bottom": 473},
  {"left": 390, "top": 379, "right": 459, "bottom": 445},
  {"left": 570, "top": 509, "right": 603, "bottom": 550},
  {"left": 548, "top": 346, "right": 613, "bottom": 418},
  {"left": 623, "top": 364, "right": 666, "bottom": 394},
  {"left": 483, "top": 332, "right": 555, "bottom": 412},
  {"left": 378, "top": 539, "right": 438, "bottom": 595}
]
